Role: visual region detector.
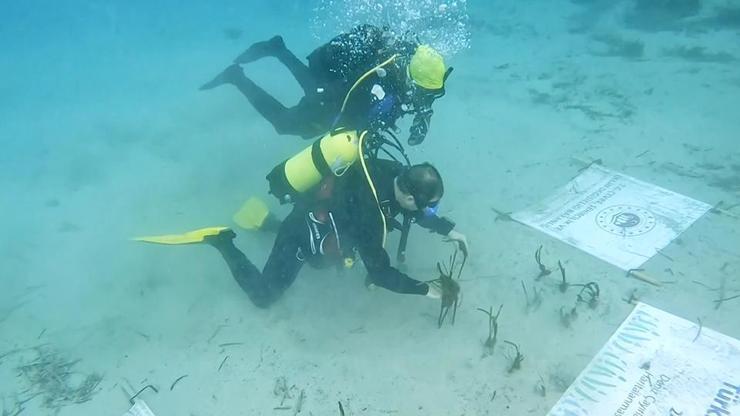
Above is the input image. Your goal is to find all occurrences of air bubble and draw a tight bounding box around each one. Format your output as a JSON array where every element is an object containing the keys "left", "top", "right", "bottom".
[{"left": 311, "top": 0, "right": 471, "bottom": 57}]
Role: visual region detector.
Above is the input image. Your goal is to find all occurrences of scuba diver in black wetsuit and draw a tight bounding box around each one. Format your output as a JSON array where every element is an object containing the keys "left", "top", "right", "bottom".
[
  {"left": 135, "top": 130, "right": 469, "bottom": 308},
  {"left": 199, "top": 24, "right": 451, "bottom": 145},
  {"left": 208, "top": 159, "right": 465, "bottom": 307}
]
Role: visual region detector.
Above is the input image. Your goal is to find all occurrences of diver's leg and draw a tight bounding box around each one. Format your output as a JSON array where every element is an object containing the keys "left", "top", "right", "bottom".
[
  {"left": 200, "top": 64, "right": 298, "bottom": 134},
  {"left": 275, "top": 98, "right": 332, "bottom": 138},
  {"left": 256, "top": 214, "right": 306, "bottom": 302},
  {"left": 229, "top": 74, "right": 289, "bottom": 127},
  {"left": 230, "top": 82, "right": 329, "bottom": 137},
  {"left": 274, "top": 47, "right": 317, "bottom": 95},
  {"left": 234, "top": 35, "right": 317, "bottom": 95},
  {"left": 204, "top": 229, "right": 266, "bottom": 306},
  {"left": 260, "top": 213, "right": 282, "bottom": 233},
  {"left": 200, "top": 65, "right": 327, "bottom": 137},
  {"left": 205, "top": 218, "right": 304, "bottom": 308},
  {"left": 199, "top": 63, "right": 247, "bottom": 90}
]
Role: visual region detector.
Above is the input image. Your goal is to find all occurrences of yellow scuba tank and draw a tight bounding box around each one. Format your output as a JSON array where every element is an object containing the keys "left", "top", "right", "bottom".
[{"left": 267, "top": 129, "right": 360, "bottom": 203}]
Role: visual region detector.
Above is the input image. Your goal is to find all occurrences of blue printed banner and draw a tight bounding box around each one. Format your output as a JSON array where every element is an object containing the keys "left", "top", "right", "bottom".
[{"left": 547, "top": 303, "right": 740, "bottom": 416}]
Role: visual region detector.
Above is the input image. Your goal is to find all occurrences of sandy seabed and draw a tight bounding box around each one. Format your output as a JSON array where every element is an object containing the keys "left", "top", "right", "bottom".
[{"left": 1, "top": 1, "right": 739, "bottom": 415}]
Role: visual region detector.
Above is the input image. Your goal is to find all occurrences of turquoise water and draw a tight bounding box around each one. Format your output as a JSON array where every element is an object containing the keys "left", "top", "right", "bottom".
[{"left": 1, "top": 1, "right": 739, "bottom": 415}]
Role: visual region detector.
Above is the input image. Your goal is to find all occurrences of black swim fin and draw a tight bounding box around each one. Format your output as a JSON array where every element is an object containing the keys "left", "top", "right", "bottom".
[
  {"left": 233, "top": 35, "right": 285, "bottom": 64},
  {"left": 199, "top": 63, "right": 244, "bottom": 90}
]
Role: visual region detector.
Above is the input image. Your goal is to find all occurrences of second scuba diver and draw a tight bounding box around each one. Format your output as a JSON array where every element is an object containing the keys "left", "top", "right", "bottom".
[
  {"left": 136, "top": 130, "right": 468, "bottom": 309},
  {"left": 200, "top": 24, "right": 451, "bottom": 146}
]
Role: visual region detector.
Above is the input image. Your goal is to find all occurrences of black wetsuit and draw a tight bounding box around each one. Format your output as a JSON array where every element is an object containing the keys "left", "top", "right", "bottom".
[
  {"left": 223, "top": 25, "right": 435, "bottom": 144},
  {"left": 207, "top": 159, "right": 455, "bottom": 308}
]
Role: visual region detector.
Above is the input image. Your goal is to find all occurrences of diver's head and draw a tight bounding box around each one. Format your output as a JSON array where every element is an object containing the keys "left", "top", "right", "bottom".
[
  {"left": 407, "top": 44, "right": 452, "bottom": 106},
  {"left": 394, "top": 162, "right": 444, "bottom": 212},
  {"left": 409, "top": 45, "right": 446, "bottom": 89}
]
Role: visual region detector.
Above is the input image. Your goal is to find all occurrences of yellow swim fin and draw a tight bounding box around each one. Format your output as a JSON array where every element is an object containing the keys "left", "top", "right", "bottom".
[
  {"left": 233, "top": 197, "right": 270, "bottom": 230},
  {"left": 133, "top": 226, "right": 230, "bottom": 245}
]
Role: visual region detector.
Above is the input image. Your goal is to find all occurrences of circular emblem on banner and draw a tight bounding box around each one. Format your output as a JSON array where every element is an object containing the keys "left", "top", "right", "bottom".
[{"left": 595, "top": 205, "right": 656, "bottom": 236}]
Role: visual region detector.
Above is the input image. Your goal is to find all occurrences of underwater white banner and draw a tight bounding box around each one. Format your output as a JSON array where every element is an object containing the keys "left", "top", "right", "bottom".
[
  {"left": 546, "top": 302, "right": 740, "bottom": 416},
  {"left": 124, "top": 400, "right": 157, "bottom": 416},
  {"left": 512, "top": 164, "right": 710, "bottom": 270}
]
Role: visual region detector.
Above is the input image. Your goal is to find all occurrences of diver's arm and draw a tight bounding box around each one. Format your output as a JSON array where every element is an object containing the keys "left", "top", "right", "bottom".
[
  {"left": 358, "top": 243, "right": 429, "bottom": 296},
  {"left": 408, "top": 107, "right": 433, "bottom": 145},
  {"left": 415, "top": 213, "right": 455, "bottom": 236},
  {"left": 416, "top": 214, "right": 469, "bottom": 257}
]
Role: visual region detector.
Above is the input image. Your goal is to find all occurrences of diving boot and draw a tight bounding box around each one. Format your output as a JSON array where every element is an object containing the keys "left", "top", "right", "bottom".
[
  {"left": 199, "top": 63, "right": 245, "bottom": 90},
  {"left": 202, "top": 228, "right": 237, "bottom": 248},
  {"left": 233, "top": 36, "right": 285, "bottom": 64}
]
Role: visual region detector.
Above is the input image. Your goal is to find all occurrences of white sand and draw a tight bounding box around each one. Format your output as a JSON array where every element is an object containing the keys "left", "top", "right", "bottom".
[{"left": 1, "top": 1, "right": 739, "bottom": 415}]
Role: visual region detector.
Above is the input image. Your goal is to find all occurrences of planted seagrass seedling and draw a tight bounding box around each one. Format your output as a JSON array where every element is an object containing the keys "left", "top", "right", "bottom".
[
  {"left": 427, "top": 248, "right": 466, "bottom": 328},
  {"left": 557, "top": 261, "right": 569, "bottom": 293},
  {"left": 576, "top": 282, "right": 600, "bottom": 309},
  {"left": 559, "top": 305, "right": 578, "bottom": 328},
  {"left": 521, "top": 281, "right": 543, "bottom": 313},
  {"left": 535, "top": 374, "right": 547, "bottom": 397},
  {"left": 535, "top": 245, "right": 552, "bottom": 280},
  {"left": 504, "top": 340, "right": 525, "bottom": 373},
  {"left": 477, "top": 304, "right": 503, "bottom": 355}
]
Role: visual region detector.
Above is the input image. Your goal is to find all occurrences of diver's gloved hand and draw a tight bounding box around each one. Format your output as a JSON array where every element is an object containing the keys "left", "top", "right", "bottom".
[
  {"left": 408, "top": 112, "right": 430, "bottom": 145},
  {"left": 428, "top": 277, "right": 460, "bottom": 310},
  {"left": 445, "top": 230, "right": 469, "bottom": 258},
  {"left": 426, "top": 283, "right": 442, "bottom": 299}
]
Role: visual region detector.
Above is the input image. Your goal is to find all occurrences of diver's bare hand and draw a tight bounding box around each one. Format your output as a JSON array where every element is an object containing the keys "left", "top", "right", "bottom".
[{"left": 445, "top": 230, "right": 469, "bottom": 258}]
